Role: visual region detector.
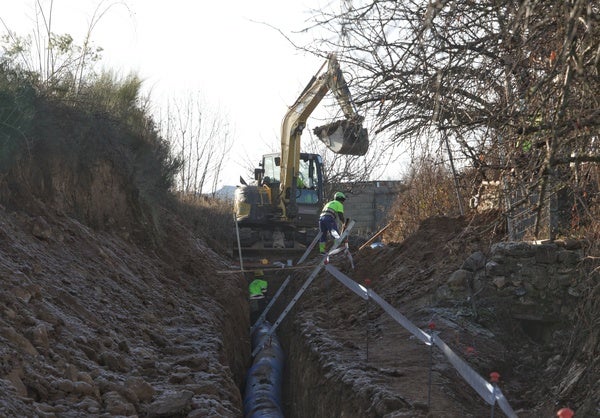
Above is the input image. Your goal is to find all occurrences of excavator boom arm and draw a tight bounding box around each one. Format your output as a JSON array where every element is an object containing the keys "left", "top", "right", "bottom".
[{"left": 279, "top": 53, "right": 369, "bottom": 218}]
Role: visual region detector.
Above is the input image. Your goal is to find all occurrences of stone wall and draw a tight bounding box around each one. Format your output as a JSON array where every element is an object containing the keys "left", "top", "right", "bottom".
[{"left": 440, "top": 240, "right": 584, "bottom": 340}]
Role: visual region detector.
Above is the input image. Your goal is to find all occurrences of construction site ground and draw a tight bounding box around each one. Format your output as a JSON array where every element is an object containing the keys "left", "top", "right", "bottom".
[
  {"left": 269, "top": 213, "right": 534, "bottom": 417},
  {"left": 1, "top": 191, "right": 595, "bottom": 417}
]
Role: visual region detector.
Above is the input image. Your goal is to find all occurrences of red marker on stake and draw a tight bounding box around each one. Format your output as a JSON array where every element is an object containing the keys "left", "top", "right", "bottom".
[{"left": 557, "top": 408, "right": 574, "bottom": 418}]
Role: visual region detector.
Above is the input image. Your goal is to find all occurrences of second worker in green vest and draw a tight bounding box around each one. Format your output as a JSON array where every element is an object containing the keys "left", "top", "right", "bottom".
[{"left": 318, "top": 191, "right": 346, "bottom": 254}]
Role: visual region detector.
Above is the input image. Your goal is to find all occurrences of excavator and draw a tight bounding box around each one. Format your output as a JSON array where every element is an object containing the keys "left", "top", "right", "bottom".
[{"left": 233, "top": 53, "right": 369, "bottom": 265}]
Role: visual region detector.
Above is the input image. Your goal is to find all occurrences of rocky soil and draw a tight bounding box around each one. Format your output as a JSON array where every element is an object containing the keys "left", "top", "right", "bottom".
[
  {"left": 270, "top": 214, "right": 598, "bottom": 417},
  {"left": 0, "top": 199, "right": 249, "bottom": 417},
  {"left": 1, "top": 183, "right": 598, "bottom": 418},
  {"left": 2, "top": 170, "right": 598, "bottom": 418}
]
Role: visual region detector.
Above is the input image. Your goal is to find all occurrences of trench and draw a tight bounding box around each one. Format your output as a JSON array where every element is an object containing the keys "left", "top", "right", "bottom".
[
  {"left": 243, "top": 323, "right": 372, "bottom": 418},
  {"left": 278, "top": 319, "right": 377, "bottom": 417},
  {"left": 243, "top": 303, "right": 367, "bottom": 418},
  {"left": 239, "top": 267, "right": 499, "bottom": 418},
  {"left": 241, "top": 270, "right": 357, "bottom": 418},
  {"left": 241, "top": 270, "right": 406, "bottom": 418}
]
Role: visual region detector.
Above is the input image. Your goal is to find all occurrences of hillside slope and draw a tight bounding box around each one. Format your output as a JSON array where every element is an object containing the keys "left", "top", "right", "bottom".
[
  {"left": 0, "top": 202, "right": 248, "bottom": 417},
  {"left": 0, "top": 91, "right": 249, "bottom": 417}
]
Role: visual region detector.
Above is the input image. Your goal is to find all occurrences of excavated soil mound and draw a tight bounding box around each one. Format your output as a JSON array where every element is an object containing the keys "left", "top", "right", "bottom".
[
  {"left": 276, "top": 211, "right": 591, "bottom": 417},
  {"left": 0, "top": 197, "right": 250, "bottom": 417}
]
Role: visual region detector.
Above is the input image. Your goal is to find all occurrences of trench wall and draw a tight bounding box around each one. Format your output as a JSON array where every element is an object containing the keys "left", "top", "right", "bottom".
[
  {"left": 280, "top": 322, "right": 375, "bottom": 418},
  {"left": 267, "top": 270, "right": 385, "bottom": 418}
]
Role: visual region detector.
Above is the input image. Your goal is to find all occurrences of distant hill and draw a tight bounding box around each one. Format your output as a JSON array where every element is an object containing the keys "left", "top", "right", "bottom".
[{"left": 213, "top": 185, "right": 236, "bottom": 200}]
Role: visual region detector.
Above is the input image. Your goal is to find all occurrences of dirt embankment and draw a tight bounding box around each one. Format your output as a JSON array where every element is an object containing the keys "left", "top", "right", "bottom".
[
  {"left": 275, "top": 215, "right": 497, "bottom": 417},
  {"left": 0, "top": 141, "right": 249, "bottom": 416}
]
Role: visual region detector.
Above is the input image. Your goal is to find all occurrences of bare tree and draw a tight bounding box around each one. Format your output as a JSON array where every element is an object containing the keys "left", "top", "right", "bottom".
[
  {"left": 161, "top": 93, "right": 233, "bottom": 197},
  {"left": 306, "top": 0, "right": 600, "bottom": 239}
]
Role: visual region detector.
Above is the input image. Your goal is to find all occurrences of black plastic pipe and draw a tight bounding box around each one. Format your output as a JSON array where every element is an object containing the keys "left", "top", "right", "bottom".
[{"left": 244, "top": 321, "right": 285, "bottom": 418}]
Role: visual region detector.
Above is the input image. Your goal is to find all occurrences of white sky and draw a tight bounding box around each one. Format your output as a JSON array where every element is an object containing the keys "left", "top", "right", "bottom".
[{"left": 3, "top": 1, "right": 400, "bottom": 188}]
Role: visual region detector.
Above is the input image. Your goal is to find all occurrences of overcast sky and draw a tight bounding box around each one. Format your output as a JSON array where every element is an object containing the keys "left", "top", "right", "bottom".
[{"left": 3, "top": 1, "right": 391, "bottom": 188}]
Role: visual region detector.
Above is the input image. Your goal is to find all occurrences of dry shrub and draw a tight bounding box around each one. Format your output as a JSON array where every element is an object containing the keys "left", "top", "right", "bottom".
[
  {"left": 174, "top": 193, "right": 234, "bottom": 257},
  {"left": 385, "top": 159, "right": 463, "bottom": 242},
  {"left": 569, "top": 164, "right": 600, "bottom": 240},
  {"left": 559, "top": 209, "right": 600, "bottom": 415}
]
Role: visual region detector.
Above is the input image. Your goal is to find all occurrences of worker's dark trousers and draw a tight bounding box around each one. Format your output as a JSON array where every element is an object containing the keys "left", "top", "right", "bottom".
[
  {"left": 250, "top": 297, "right": 267, "bottom": 325},
  {"left": 319, "top": 215, "right": 339, "bottom": 244}
]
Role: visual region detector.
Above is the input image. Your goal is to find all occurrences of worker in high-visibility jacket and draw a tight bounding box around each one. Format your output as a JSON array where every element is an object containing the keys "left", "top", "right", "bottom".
[
  {"left": 249, "top": 270, "right": 268, "bottom": 325},
  {"left": 318, "top": 191, "right": 346, "bottom": 254}
]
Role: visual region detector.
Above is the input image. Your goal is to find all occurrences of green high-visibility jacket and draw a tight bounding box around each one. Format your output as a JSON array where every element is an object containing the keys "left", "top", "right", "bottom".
[
  {"left": 249, "top": 279, "right": 268, "bottom": 298},
  {"left": 321, "top": 200, "right": 344, "bottom": 222}
]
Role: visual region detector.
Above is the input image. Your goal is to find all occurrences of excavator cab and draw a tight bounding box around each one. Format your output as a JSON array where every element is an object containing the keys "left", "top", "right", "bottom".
[
  {"left": 234, "top": 152, "right": 324, "bottom": 260},
  {"left": 256, "top": 152, "right": 324, "bottom": 227}
]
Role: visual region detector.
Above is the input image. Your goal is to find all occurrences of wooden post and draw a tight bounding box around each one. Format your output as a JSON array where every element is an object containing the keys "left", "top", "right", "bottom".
[{"left": 358, "top": 222, "right": 393, "bottom": 251}]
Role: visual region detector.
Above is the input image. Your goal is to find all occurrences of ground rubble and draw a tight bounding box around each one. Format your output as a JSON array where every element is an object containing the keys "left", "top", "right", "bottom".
[
  {"left": 270, "top": 214, "right": 596, "bottom": 417},
  {"left": 0, "top": 203, "right": 249, "bottom": 417},
  {"left": 1, "top": 194, "right": 596, "bottom": 418}
]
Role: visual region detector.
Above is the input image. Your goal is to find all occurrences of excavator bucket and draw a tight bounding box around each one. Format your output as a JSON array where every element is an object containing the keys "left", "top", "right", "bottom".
[{"left": 313, "top": 119, "right": 369, "bottom": 156}]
